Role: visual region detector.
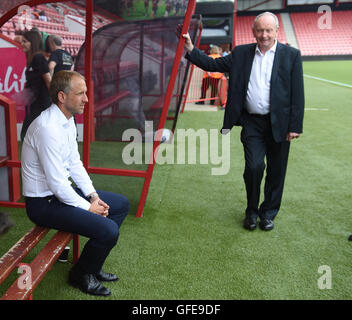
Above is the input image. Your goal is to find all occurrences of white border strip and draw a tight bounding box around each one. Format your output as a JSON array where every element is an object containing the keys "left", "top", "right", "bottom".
[
  {"left": 304, "top": 74, "right": 352, "bottom": 88},
  {"left": 305, "top": 108, "right": 329, "bottom": 111}
]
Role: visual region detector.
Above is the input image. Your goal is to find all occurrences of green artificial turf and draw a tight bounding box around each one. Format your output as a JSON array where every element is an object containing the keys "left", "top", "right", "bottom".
[
  {"left": 303, "top": 60, "right": 352, "bottom": 85},
  {"left": 0, "top": 60, "right": 352, "bottom": 300}
]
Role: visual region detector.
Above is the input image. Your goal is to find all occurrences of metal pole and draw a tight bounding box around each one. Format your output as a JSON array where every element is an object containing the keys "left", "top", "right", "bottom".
[{"left": 83, "top": 0, "right": 94, "bottom": 168}]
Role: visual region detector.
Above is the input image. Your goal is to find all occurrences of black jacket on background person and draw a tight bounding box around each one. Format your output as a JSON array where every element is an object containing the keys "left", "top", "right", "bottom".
[
  {"left": 49, "top": 49, "right": 73, "bottom": 74},
  {"left": 20, "top": 53, "right": 51, "bottom": 141}
]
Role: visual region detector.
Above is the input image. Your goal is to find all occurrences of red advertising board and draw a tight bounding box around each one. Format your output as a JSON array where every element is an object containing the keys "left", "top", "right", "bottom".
[{"left": 0, "top": 45, "right": 26, "bottom": 123}]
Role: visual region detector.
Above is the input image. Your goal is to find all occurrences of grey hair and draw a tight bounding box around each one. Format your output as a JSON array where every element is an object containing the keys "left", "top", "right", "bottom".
[
  {"left": 49, "top": 34, "right": 62, "bottom": 46},
  {"left": 253, "top": 12, "right": 279, "bottom": 29}
]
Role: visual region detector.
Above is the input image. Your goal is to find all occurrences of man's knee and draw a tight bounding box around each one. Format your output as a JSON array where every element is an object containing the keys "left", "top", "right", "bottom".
[
  {"left": 100, "top": 191, "right": 130, "bottom": 215},
  {"left": 101, "top": 221, "right": 120, "bottom": 246},
  {"left": 245, "top": 161, "right": 265, "bottom": 176}
]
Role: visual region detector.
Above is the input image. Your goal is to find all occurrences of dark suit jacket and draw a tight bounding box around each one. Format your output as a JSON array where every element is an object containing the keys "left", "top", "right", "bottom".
[{"left": 186, "top": 42, "right": 305, "bottom": 142}]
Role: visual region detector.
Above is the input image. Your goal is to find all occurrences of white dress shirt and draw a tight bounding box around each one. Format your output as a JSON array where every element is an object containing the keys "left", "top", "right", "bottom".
[
  {"left": 246, "top": 40, "right": 277, "bottom": 115},
  {"left": 21, "top": 104, "right": 95, "bottom": 210}
]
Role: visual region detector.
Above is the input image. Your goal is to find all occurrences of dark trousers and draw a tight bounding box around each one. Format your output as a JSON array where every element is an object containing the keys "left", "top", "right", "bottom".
[
  {"left": 25, "top": 189, "right": 129, "bottom": 274},
  {"left": 240, "top": 112, "right": 290, "bottom": 221},
  {"left": 200, "top": 77, "right": 220, "bottom": 101}
]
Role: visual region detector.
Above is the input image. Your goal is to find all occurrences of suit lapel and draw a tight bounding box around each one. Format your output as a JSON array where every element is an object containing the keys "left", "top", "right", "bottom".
[
  {"left": 270, "top": 42, "right": 283, "bottom": 84},
  {"left": 244, "top": 44, "right": 256, "bottom": 89}
]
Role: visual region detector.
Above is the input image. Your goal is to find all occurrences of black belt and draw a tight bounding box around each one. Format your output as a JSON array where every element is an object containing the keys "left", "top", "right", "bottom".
[
  {"left": 25, "top": 195, "right": 54, "bottom": 201},
  {"left": 246, "top": 112, "right": 270, "bottom": 119}
]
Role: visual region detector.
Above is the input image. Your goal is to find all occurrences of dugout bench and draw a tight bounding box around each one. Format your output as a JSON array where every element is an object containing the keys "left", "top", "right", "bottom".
[{"left": 0, "top": 226, "right": 79, "bottom": 300}]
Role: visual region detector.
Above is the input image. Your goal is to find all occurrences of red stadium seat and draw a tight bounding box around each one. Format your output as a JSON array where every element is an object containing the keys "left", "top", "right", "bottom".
[{"left": 290, "top": 11, "right": 352, "bottom": 56}]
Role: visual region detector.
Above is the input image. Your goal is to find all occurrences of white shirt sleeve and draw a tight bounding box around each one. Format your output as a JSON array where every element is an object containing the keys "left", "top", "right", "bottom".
[
  {"left": 68, "top": 138, "right": 96, "bottom": 197},
  {"left": 35, "top": 126, "right": 92, "bottom": 211}
]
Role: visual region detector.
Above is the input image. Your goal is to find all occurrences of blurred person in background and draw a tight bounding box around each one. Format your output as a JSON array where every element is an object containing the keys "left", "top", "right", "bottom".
[
  {"left": 196, "top": 45, "right": 223, "bottom": 106},
  {"left": 20, "top": 30, "right": 51, "bottom": 140},
  {"left": 48, "top": 35, "right": 73, "bottom": 76}
]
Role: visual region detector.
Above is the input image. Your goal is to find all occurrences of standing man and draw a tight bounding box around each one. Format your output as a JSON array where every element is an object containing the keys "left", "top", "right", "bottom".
[
  {"left": 21, "top": 71, "right": 129, "bottom": 296},
  {"left": 48, "top": 35, "right": 74, "bottom": 76},
  {"left": 179, "top": 12, "right": 304, "bottom": 231}
]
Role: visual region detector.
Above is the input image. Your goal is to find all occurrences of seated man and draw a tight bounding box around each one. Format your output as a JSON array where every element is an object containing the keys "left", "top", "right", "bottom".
[{"left": 21, "top": 70, "right": 129, "bottom": 297}]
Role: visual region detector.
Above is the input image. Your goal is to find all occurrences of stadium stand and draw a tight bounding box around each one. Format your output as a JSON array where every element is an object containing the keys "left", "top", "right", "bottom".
[
  {"left": 0, "top": 2, "right": 113, "bottom": 57},
  {"left": 231, "top": 11, "right": 352, "bottom": 56},
  {"left": 2, "top": 4, "right": 351, "bottom": 58},
  {"left": 290, "top": 11, "right": 352, "bottom": 56}
]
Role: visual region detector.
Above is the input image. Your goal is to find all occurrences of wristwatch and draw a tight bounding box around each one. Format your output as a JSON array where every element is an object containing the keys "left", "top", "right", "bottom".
[{"left": 87, "top": 192, "right": 98, "bottom": 201}]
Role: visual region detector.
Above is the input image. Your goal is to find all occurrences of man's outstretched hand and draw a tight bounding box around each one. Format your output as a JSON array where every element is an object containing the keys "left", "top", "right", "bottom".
[{"left": 177, "top": 24, "right": 194, "bottom": 52}]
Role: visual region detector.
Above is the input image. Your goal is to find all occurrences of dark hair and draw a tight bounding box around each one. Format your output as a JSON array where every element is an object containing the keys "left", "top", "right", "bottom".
[
  {"left": 30, "top": 28, "right": 51, "bottom": 52},
  {"left": 50, "top": 70, "right": 85, "bottom": 105},
  {"left": 23, "top": 30, "right": 44, "bottom": 66}
]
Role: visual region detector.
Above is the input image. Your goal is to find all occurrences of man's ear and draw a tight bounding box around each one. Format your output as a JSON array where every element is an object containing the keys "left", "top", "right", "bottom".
[{"left": 57, "top": 91, "right": 66, "bottom": 104}]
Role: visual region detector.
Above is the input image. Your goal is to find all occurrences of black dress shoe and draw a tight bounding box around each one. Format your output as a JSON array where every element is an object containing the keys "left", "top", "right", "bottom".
[
  {"left": 243, "top": 217, "right": 257, "bottom": 230},
  {"left": 96, "top": 269, "right": 119, "bottom": 282},
  {"left": 69, "top": 269, "right": 111, "bottom": 297},
  {"left": 259, "top": 219, "right": 274, "bottom": 231}
]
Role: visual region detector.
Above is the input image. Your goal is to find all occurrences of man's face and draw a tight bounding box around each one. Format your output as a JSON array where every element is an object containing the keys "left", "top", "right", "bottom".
[
  {"left": 252, "top": 14, "right": 278, "bottom": 53},
  {"left": 63, "top": 76, "right": 88, "bottom": 116}
]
